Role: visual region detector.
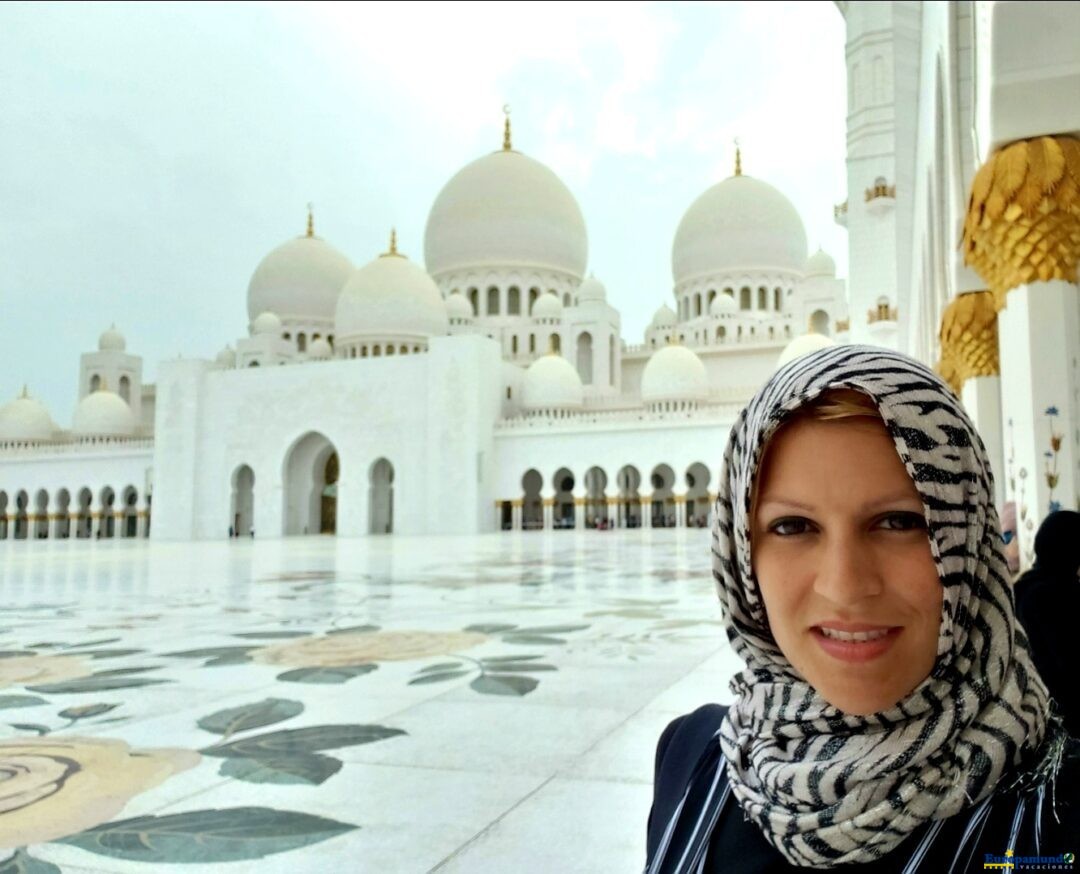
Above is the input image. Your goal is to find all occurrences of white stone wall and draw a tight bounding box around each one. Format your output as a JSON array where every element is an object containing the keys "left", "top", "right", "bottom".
[{"left": 150, "top": 335, "right": 502, "bottom": 540}]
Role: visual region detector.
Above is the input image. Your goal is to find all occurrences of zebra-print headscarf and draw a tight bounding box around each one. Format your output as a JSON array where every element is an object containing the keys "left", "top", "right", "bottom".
[{"left": 714, "top": 345, "right": 1053, "bottom": 867}]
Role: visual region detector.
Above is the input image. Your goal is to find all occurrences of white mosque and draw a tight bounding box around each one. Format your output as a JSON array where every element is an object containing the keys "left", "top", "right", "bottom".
[{"left": 1, "top": 1, "right": 1078, "bottom": 566}]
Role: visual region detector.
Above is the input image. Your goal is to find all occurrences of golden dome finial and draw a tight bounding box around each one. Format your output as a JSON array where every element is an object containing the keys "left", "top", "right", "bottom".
[
  {"left": 502, "top": 104, "right": 512, "bottom": 151},
  {"left": 306, "top": 202, "right": 314, "bottom": 238},
  {"left": 381, "top": 227, "right": 403, "bottom": 258},
  {"left": 734, "top": 138, "right": 742, "bottom": 176}
]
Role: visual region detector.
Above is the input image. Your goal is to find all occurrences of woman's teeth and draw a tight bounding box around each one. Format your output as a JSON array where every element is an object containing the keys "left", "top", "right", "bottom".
[{"left": 818, "top": 627, "right": 890, "bottom": 642}]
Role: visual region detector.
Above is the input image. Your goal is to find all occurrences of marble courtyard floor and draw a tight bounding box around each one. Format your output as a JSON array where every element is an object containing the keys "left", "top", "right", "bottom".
[{"left": 0, "top": 530, "right": 740, "bottom": 873}]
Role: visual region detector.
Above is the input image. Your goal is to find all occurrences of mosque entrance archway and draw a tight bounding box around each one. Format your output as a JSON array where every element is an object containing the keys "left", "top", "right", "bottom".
[
  {"left": 283, "top": 432, "right": 339, "bottom": 536},
  {"left": 368, "top": 458, "right": 393, "bottom": 535},
  {"left": 685, "top": 462, "right": 711, "bottom": 527},
  {"left": 810, "top": 309, "right": 830, "bottom": 336},
  {"left": 521, "top": 469, "right": 542, "bottom": 530},
  {"left": 14, "top": 491, "right": 28, "bottom": 539},
  {"left": 231, "top": 465, "right": 254, "bottom": 537}
]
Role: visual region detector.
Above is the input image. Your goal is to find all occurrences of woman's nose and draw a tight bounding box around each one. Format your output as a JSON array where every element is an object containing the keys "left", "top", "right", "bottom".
[{"left": 811, "top": 534, "right": 884, "bottom": 605}]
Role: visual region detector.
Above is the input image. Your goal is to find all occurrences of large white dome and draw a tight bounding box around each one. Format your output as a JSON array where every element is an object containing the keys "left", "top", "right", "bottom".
[
  {"left": 777, "top": 332, "right": 837, "bottom": 368},
  {"left": 0, "top": 389, "right": 57, "bottom": 442},
  {"left": 709, "top": 292, "right": 737, "bottom": 315},
  {"left": 641, "top": 344, "right": 709, "bottom": 405},
  {"left": 531, "top": 290, "right": 563, "bottom": 320},
  {"left": 247, "top": 229, "right": 354, "bottom": 325},
  {"left": 577, "top": 275, "right": 607, "bottom": 303},
  {"left": 445, "top": 291, "right": 474, "bottom": 321},
  {"left": 335, "top": 245, "right": 449, "bottom": 341},
  {"left": 424, "top": 149, "right": 588, "bottom": 278},
  {"left": 673, "top": 173, "right": 808, "bottom": 283},
  {"left": 522, "top": 353, "right": 584, "bottom": 411},
  {"left": 650, "top": 303, "right": 677, "bottom": 329},
  {"left": 73, "top": 388, "right": 136, "bottom": 438}
]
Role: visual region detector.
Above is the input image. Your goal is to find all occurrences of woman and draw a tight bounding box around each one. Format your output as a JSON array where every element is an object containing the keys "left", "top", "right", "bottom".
[{"left": 646, "top": 346, "right": 1076, "bottom": 873}]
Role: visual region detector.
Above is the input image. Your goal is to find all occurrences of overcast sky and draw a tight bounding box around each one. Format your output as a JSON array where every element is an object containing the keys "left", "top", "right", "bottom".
[{"left": 0, "top": 1, "right": 847, "bottom": 419}]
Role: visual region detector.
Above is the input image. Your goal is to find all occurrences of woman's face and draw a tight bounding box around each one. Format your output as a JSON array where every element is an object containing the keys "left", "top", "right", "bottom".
[{"left": 751, "top": 414, "right": 942, "bottom": 716}]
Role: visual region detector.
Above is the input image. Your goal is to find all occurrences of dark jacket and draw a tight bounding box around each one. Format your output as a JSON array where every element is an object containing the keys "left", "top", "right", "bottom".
[
  {"left": 647, "top": 704, "right": 1079, "bottom": 873},
  {"left": 1014, "top": 510, "right": 1080, "bottom": 736}
]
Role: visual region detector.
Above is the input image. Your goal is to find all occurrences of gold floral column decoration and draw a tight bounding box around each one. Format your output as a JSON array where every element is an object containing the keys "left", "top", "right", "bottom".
[
  {"left": 962, "top": 135, "right": 1080, "bottom": 309},
  {"left": 937, "top": 291, "right": 1000, "bottom": 393}
]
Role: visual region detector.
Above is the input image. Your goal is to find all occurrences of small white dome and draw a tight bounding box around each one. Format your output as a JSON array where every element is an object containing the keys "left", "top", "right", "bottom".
[
  {"left": 522, "top": 353, "right": 584, "bottom": 411},
  {"left": 531, "top": 291, "right": 563, "bottom": 320},
  {"left": 445, "top": 291, "right": 474, "bottom": 320},
  {"left": 252, "top": 311, "right": 283, "bottom": 336},
  {"left": 73, "top": 388, "right": 136, "bottom": 438},
  {"left": 804, "top": 247, "right": 837, "bottom": 278},
  {"left": 247, "top": 231, "right": 354, "bottom": 325},
  {"left": 577, "top": 275, "right": 607, "bottom": 303},
  {"left": 215, "top": 346, "right": 236, "bottom": 368},
  {"left": 308, "top": 337, "right": 333, "bottom": 360},
  {"left": 673, "top": 173, "right": 808, "bottom": 283},
  {"left": 424, "top": 149, "right": 588, "bottom": 278},
  {"left": 650, "top": 303, "right": 677, "bottom": 328},
  {"left": 0, "top": 389, "right": 58, "bottom": 442},
  {"left": 777, "top": 332, "right": 838, "bottom": 368},
  {"left": 709, "top": 293, "right": 737, "bottom": 315},
  {"left": 99, "top": 324, "right": 126, "bottom": 352},
  {"left": 335, "top": 248, "right": 449, "bottom": 341},
  {"left": 641, "top": 344, "right": 709, "bottom": 405}
]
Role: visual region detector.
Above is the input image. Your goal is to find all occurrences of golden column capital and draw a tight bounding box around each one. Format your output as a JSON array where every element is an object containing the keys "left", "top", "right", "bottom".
[
  {"left": 938, "top": 290, "right": 1000, "bottom": 393},
  {"left": 962, "top": 135, "right": 1080, "bottom": 305}
]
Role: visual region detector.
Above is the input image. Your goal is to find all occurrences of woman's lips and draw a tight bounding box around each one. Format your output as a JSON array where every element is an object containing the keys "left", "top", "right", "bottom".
[{"left": 811, "top": 625, "right": 901, "bottom": 662}]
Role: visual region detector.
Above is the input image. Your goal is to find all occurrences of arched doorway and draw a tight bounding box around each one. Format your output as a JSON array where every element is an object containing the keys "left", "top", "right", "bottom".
[
  {"left": 685, "top": 463, "right": 711, "bottom": 528},
  {"left": 99, "top": 487, "right": 116, "bottom": 538},
  {"left": 583, "top": 466, "right": 607, "bottom": 528},
  {"left": 810, "top": 309, "right": 830, "bottom": 335},
  {"left": 321, "top": 453, "right": 339, "bottom": 534},
  {"left": 650, "top": 465, "right": 675, "bottom": 527},
  {"left": 617, "top": 465, "right": 641, "bottom": 528},
  {"left": 76, "top": 488, "right": 92, "bottom": 538},
  {"left": 552, "top": 468, "right": 574, "bottom": 529},
  {"left": 55, "top": 489, "right": 71, "bottom": 539},
  {"left": 368, "top": 457, "right": 393, "bottom": 535},
  {"left": 522, "top": 469, "right": 542, "bottom": 530},
  {"left": 14, "top": 491, "right": 28, "bottom": 539},
  {"left": 231, "top": 465, "right": 254, "bottom": 537},
  {"left": 283, "top": 432, "right": 339, "bottom": 536},
  {"left": 34, "top": 489, "right": 49, "bottom": 539},
  {"left": 121, "top": 486, "right": 139, "bottom": 538}
]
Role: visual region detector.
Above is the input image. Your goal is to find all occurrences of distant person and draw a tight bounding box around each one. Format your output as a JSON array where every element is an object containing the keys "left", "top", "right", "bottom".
[
  {"left": 1014, "top": 509, "right": 1080, "bottom": 736},
  {"left": 228, "top": 525, "right": 233, "bottom": 538}
]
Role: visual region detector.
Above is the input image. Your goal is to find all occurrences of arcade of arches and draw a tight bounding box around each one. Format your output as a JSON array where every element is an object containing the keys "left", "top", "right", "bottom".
[
  {"left": 499, "top": 463, "right": 715, "bottom": 531},
  {"left": 0, "top": 485, "right": 150, "bottom": 540},
  {"left": 231, "top": 435, "right": 394, "bottom": 538}
]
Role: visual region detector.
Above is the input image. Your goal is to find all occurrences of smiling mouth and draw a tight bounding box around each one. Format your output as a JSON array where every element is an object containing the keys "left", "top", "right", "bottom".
[{"left": 817, "top": 627, "right": 892, "bottom": 643}]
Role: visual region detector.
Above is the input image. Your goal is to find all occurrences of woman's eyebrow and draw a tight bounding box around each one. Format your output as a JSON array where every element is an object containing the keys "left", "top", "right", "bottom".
[{"left": 756, "top": 494, "right": 924, "bottom": 514}]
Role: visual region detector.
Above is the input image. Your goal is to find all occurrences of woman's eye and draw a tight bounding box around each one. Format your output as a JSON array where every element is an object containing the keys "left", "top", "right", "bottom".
[
  {"left": 768, "top": 517, "right": 813, "bottom": 536},
  {"left": 877, "top": 512, "right": 927, "bottom": 531}
]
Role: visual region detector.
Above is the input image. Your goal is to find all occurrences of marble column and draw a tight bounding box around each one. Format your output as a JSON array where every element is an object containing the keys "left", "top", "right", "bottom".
[
  {"left": 961, "top": 375, "right": 1006, "bottom": 510},
  {"left": 674, "top": 494, "right": 687, "bottom": 528},
  {"left": 997, "top": 279, "right": 1080, "bottom": 567},
  {"left": 641, "top": 494, "right": 652, "bottom": 529},
  {"left": 542, "top": 496, "right": 555, "bottom": 531}
]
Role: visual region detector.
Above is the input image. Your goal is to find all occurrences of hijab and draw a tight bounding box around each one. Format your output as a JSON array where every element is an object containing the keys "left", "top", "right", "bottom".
[{"left": 710, "top": 345, "right": 1055, "bottom": 867}]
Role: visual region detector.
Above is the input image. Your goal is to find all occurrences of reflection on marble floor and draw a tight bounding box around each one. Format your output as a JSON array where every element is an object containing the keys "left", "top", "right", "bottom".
[{"left": 0, "top": 531, "right": 740, "bottom": 873}]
